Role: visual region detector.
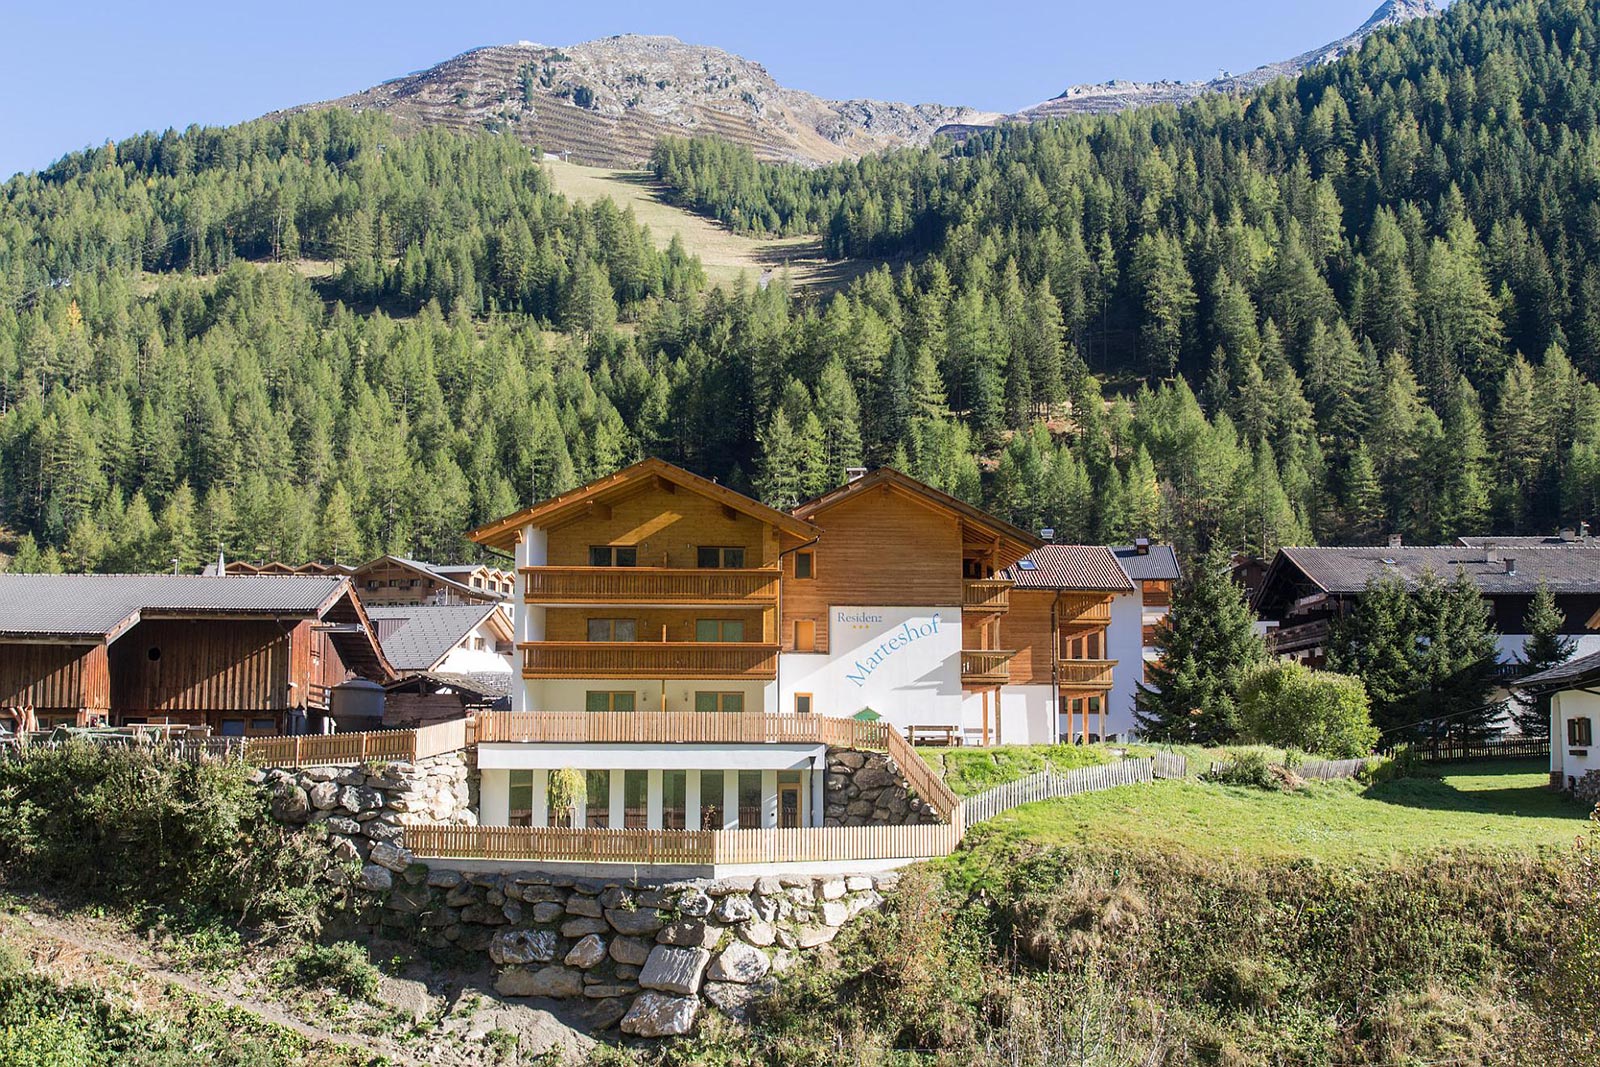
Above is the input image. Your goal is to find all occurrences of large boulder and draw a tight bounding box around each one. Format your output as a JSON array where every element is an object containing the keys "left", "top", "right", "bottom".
[
  {"left": 706, "top": 941, "right": 770, "bottom": 984},
  {"left": 495, "top": 964, "right": 583, "bottom": 999},
  {"left": 489, "top": 928, "right": 559, "bottom": 965},
  {"left": 638, "top": 945, "right": 711, "bottom": 995},
  {"left": 621, "top": 992, "right": 699, "bottom": 1037},
  {"left": 367, "top": 841, "right": 414, "bottom": 873},
  {"left": 565, "top": 934, "right": 608, "bottom": 969}
]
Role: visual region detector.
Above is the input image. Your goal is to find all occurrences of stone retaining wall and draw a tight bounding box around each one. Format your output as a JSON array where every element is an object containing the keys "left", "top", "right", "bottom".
[
  {"left": 824, "top": 747, "right": 939, "bottom": 826},
  {"left": 352, "top": 852, "right": 896, "bottom": 1036},
  {"left": 1575, "top": 769, "right": 1600, "bottom": 806},
  {"left": 257, "top": 752, "right": 475, "bottom": 866}
]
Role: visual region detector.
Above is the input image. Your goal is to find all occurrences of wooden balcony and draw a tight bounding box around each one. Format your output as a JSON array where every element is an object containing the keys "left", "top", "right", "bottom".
[
  {"left": 962, "top": 579, "right": 1013, "bottom": 614},
  {"left": 1059, "top": 659, "right": 1117, "bottom": 689},
  {"left": 520, "top": 641, "right": 779, "bottom": 680},
  {"left": 521, "top": 566, "right": 780, "bottom": 605},
  {"left": 1267, "top": 619, "right": 1332, "bottom": 654},
  {"left": 476, "top": 710, "right": 887, "bottom": 747},
  {"left": 961, "top": 649, "right": 1016, "bottom": 686}
]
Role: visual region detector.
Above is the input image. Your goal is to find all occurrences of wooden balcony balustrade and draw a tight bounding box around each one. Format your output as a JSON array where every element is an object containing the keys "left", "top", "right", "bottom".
[
  {"left": 520, "top": 641, "right": 780, "bottom": 679},
  {"left": 962, "top": 579, "right": 1014, "bottom": 614},
  {"left": 961, "top": 649, "right": 1016, "bottom": 686},
  {"left": 521, "top": 566, "right": 780, "bottom": 605},
  {"left": 475, "top": 710, "right": 886, "bottom": 747},
  {"left": 1058, "top": 659, "right": 1117, "bottom": 689}
]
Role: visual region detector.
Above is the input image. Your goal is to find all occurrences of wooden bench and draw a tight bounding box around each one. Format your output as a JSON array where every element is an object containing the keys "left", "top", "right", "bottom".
[{"left": 907, "top": 724, "right": 960, "bottom": 747}]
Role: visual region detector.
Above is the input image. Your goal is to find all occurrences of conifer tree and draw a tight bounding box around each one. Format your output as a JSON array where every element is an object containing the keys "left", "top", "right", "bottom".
[
  {"left": 1514, "top": 580, "right": 1575, "bottom": 738},
  {"left": 1134, "top": 547, "right": 1264, "bottom": 743}
]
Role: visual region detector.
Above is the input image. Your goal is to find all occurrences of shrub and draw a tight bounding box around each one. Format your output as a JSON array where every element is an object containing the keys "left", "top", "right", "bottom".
[
  {"left": 0, "top": 742, "right": 332, "bottom": 937},
  {"left": 1238, "top": 661, "right": 1380, "bottom": 759},
  {"left": 1203, "top": 749, "right": 1276, "bottom": 789},
  {"left": 277, "top": 941, "right": 381, "bottom": 1001}
]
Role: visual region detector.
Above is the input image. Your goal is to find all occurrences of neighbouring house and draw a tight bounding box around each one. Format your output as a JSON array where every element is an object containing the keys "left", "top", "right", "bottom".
[
  {"left": 0, "top": 574, "right": 392, "bottom": 734},
  {"left": 459, "top": 458, "right": 1125, "bottom": 833},
  {"left": 1252, "top": 542, "right": 1600, "bottom": 668},
  {"left": 1518, "top": 649, "right": 1600, "bottom": 797},
  {"left": 353, "top": 556, "right": 514, "bottom": 606},
  {"left": 998, "top": 546, "right": 1133, "bottom": 743},
  {"left": 367, "top": 603, "right": 516, "bottom": 727}
]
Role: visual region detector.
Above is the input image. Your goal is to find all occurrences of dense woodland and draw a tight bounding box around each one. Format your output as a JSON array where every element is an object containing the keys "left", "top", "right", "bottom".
[{"left": 3, "top": 0, "right": 1600, "bottom": 574}]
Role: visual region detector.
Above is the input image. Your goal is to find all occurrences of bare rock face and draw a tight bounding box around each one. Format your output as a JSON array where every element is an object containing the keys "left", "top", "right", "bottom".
[
  {"left": 702, "top": 978, "right": 777, "bottom": 1022},
  {"left": 621, "top": 991, "right": 700, "bottom": 1037},
  {"left": 638, "top": 945, "right": 711, "bottom": 995}
]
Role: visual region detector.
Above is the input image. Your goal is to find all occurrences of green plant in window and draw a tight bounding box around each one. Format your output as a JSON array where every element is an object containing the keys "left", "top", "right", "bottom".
[{"left": 548, "top": 767, "right": 585, "bottom": 820}]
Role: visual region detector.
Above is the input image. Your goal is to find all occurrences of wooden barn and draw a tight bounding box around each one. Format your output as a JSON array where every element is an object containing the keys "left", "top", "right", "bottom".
[{"left": 0, "top": 574, "right": 393, "bottom": 734}]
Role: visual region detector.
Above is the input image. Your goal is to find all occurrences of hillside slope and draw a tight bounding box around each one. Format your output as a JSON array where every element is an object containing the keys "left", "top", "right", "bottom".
[
  {"left": 1008, "top": 0, "right": 1444, "bottom": 121},
  {"left": 285, "top": 35, "right": 994, "bottom": 167}
]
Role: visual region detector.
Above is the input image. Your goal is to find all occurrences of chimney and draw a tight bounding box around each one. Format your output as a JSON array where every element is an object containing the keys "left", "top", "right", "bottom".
[
  {"left": 1039, "top": 528, "right": 1056, "bottom": 542},
  {"left": 1135, "top": 537, "right": 1151, "bottom": 556},
  {"left": 846, "top": 467, "right": 868, "bottom": 484},
  {"left": 1387, "top": 534, "right": 1403, "bottom": 549},
  {"left": 1560, "top": 526, "right": 1578, "bottom": 542},
  {"left": 1484, "top": 543, "right": 1500, "bottom": 564},
  {"left": 1504, "top": 557, "right": 1517, "bottom": 577}
]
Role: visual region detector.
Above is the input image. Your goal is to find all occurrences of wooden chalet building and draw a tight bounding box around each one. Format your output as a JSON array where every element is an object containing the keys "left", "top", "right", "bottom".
[
  {"left": 0, "top": 574, "right": 392, "bottom": 734},
  {"left": 367, "top": 603, "right": 516, "bottom": 727},
  {"left": 1254, "top": 542, "right": 1600, "bottom": 667},
  {"left": 223, "top": 556, "right": 514, "bottom": 607}
]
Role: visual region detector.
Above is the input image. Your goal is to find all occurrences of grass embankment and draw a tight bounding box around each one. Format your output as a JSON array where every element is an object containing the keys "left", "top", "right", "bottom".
[
  {"left": 542, "top": 158, "right": 887, "bottom": 293},
  {"left": 917, "top": 744, "right": 1112, "bottom": 796},
  {"left": 965, "top": 759, "right": 1586, "bottom": 862}
]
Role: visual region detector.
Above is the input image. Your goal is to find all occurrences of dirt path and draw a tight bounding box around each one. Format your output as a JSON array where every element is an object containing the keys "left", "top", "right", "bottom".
[{"left": 6, "top": 908, "right": 422, "bottom": 1066}]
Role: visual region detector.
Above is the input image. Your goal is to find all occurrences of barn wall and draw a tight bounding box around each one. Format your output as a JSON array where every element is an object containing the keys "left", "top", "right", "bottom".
[
  {"left": 0, "top": 643, "right": 109, "bottom": 715},
  {"left": 108, "top": 619, "right": 292, "bottom": 713}
]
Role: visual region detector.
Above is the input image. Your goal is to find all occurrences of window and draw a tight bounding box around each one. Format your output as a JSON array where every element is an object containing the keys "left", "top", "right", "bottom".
[
  {"left": 794, "top": 550, "right": 814, "bottom": 579},
  {"left": 1570, "top": 717, "right": 1594, "bottom": 747},
  {"left": 695, "top": 618, "right": 745, "bottom": 643},
  {"left": 663, "top": 769, "right": 687, "bottom": 829},
  {"left": 585, "top": 691, "right": 636, "bottom": 713},
  {"left": 509, "top": 769, "right": 534, "bottom": 827},
  {"left": 697, "top": 546, "right": 746, "bottom": 569},
  {"left": 794, "top": 693, "right": 813, "bottom": 715},
  {"left": 584, "top": 770, "right": 610, "bottom": 828},
  {"left": 220, "top": 719, "right": 246, "bottom": 737},
  {"left": 589, "top": 545, "right": 638, "bottom": 567},
  {"left": 587, "top": 618, "right": 637, "bottom": 642},
  {"left": 793, "top": 619, "right": 816, "bottom": 652},
  {"left": 624, "top": 770, "right": 648, "bottom": 828},
  {"left": 737, "top": 770, "right": 763, "bottom": 828},
  {"left": 695, "top": 691, "right": 744, "bottom": 714}
]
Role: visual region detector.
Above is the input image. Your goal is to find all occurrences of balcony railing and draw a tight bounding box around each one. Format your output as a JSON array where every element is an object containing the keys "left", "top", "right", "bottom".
[
  {"left": 962, "top": 579, "right": 1013, "bottom": 613},
  {"left": 1267, "top": 619, "right": 1332, "bottom": 653},
  {"left": 1059, "top": 659, "right": 1117, "bottom": 689},
  {"left": 521, "top": 566, "right": 779, "bottom": 605},
  {"left": 476, "top": 710, "right": 886, "bottom": 747},
  {"left": 520, "top": 641, "right": 779, "bottom": 679},
  {"left": 961, "top": 649, "right": 1015, "bottom": 685}
]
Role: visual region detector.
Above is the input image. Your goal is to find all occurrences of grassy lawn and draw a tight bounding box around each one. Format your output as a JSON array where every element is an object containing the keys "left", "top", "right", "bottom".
[
  {"left": 964, "top": 759, "right": 1592, "bottom": 861},
  {"left": 918, "top": 744, "right": 1112, "bottom": 796},
  {"left": 541, "top": 158, "right": 891, "bottom": 293}
]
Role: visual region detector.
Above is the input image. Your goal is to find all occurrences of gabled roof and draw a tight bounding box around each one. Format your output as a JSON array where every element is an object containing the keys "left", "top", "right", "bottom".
[
  {"left": 353, "top": 555, "right": 509, "bottom": 601},
  {"left": 1457, "top": 535, "right": 1595, "bottom": 549},
  {"left": 467, "top": 458, "right": 819, "bottom": 553},
  {"left": 1003, "top": 546, "right": 1135, "bottom": 592},
  {"left": 793, "top": 468, "right": 1042, "bottom": 569},
  {"left": 366, "top": 604, "right": 511, "bottom": 672},
  {"left": 1109, "top": 544, "right": 1183, "bottom": 583},
  {"left": 0, "top": 574, "right": 395, "bottom": 680},
  {"left": 1260, "top": 545, "right": 1600, "bottom": 600},
  {"left": 1518, "top": 649, "right": 1600, "bottom": 693}
]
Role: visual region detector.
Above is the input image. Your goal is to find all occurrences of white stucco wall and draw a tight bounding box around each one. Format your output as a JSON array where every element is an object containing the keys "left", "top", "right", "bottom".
[
  {"left": 1103, "top": 589, "right": 1145, "bottom": 739},
  {"left": 963, "top": 683, "right": 1053, "bottom": 745},
  {"left": 778, "top": 605, "right": 963, "bottom": 729},
  {"left": 434, "top": 616, "right": 516, "bottom": 676},
  {"left": 1553, "top": 688, "right": 1600, "bottom": 785}
]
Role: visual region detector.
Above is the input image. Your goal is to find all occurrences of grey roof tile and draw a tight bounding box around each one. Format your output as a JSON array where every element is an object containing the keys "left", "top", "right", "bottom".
[
  {"left": 366, "top": 605, "right": 502, "bottom": 671},
  {"left": 1276, "top": 545, "right": 1600, "bottom": 596},
  {"left": 1004, "top": 545, "right": 1136, "bottom": 591},
  {"left": 0, "top": 574, "right": 347, "bottom": 639}
]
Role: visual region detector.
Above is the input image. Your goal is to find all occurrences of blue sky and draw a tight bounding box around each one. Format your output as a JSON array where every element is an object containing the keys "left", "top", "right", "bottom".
[{"left": 1, "top": 1, "right": 1396, "bottom": 179}]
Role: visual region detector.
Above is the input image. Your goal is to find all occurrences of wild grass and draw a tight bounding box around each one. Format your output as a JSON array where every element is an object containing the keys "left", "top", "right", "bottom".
[{"left": 917, "top": 744, "right": 1113, "bottom": 796}]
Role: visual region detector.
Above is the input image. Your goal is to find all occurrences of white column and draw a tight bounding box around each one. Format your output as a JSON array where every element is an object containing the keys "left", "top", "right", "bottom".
[
  {"left": 760, "top": 769, "right": 778, "bottom": 829},
  {"left": 530, "top": 768, "right": 549, "bottom": 827},
  {"left": 609, "top": 770, "right": 626, "bottom": 828},
  {"left": 647, "top": 769, "right": 664, "bottom": 830},
  {"left": 685, "top": 770, "right": 701, "bottom": 832},
  {"left": 511, "top": 526, "right": 546, "bottom": 713},
  {"left": 480, "top": 769, "right": 510, "bottom": 827},
  {"left": 810, "top": 757, "right": 826, "bottom": 828},
  {"left": 722, "top": 770, "right": 739, "bottom": 830}
]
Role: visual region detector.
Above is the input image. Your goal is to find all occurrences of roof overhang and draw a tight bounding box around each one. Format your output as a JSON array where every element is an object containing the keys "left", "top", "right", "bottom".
[{"left": 467, "top": 458, "right": 819, "bottom": 554}]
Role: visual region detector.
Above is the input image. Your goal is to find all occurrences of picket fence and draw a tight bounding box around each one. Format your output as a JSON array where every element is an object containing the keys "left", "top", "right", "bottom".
[
  {"left": 1207, "top": 756, "right": 1377, "bottom": 781},
  {"left": 963, "top": 759, "right": 1158, "bottom": 825}
]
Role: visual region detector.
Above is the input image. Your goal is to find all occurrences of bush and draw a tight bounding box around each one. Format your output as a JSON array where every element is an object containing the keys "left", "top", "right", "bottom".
[
  {"left": 1238, "top": 661, "right": 1380, "bottom": 759},
  {"left": 0, "top": 742, "right": 332, "bottom": 937},
  {"left": 277, "top": 941, "right": 381, "bottom": 1001},
  {"left": 1203, "top": 749, "right": 1276, "bottom": 789}
]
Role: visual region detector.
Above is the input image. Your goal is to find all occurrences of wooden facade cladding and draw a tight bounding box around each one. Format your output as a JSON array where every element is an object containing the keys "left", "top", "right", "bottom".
[
  {"left": 522, "top": 566, "right": 780, "bottom": 605},
  {"left": 521, "top": 642, "right": 780, "bottom": 680},
  {"left": 783, "top": 488, "right": 965, "bottom": 656},
  {"left": 542, "top": 483, "right": 782, "bottom": 570},
  {"left": 110, "top": 619, "right": 293, "bottom": 712},
  {"left": 1001, "top": 588, "right": 1117, "bottom": 690},
  {"left": 0, "top": 643, "right": 109, "bottom": 712}
]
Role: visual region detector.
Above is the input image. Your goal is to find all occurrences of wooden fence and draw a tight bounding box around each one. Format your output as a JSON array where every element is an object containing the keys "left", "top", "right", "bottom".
[
  {"left": 1152, "top": 751, "right": 1189, "bottom": 779},
  {"left": 404, "top": 822, "right": 962, "bottom": 866},
  {"left": 884, "top": 726, "right": 964, "bottom": 826},
  {"left": 474, "top": 711, "right": 887, "bottom": 749},
  {"left": 962, "top": 759, "right": 1157, "bottom": 825},
  {"left": 244, "top": 729, "right": 429, "bottom": 767},
  {"left": 1408, "top": 737, "right": 1551, "bottom": 763},
  {"left": 1297, "top": 757, "right": 1378, "bottom": 781}
]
